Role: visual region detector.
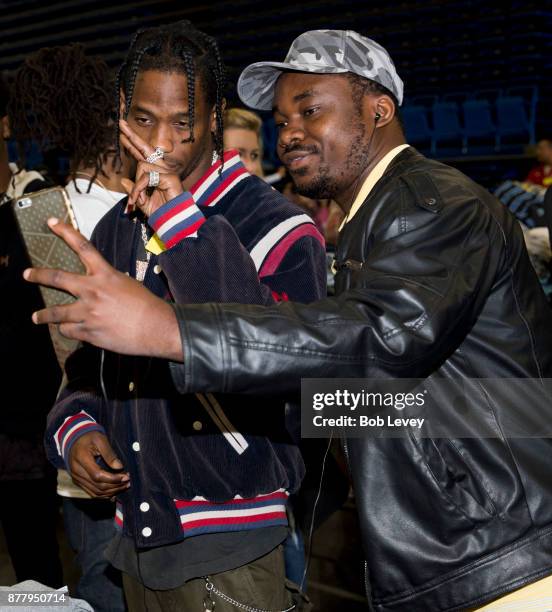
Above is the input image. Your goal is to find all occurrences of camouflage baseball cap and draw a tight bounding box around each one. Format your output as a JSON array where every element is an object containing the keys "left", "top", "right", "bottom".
[{"left": 238, "top": 29, "right": 404, "bottom": 111}]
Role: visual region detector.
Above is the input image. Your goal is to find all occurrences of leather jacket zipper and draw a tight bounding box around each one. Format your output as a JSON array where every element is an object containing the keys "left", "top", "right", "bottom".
[
  {"left": 364, "top": 560, "right": 375, "bottom": 611},
  {"left": 344, "top": 437, "right": 374, "bottom": 610},
  {"left": 342, "top": 436, "right": 352, "bottom": 475}
]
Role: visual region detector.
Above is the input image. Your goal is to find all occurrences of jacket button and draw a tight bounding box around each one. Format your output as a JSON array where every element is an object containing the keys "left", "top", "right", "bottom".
[
  {"left": 426, "top": 198, "right": 436, "bottom": 206},
  {"left": 129, "top": 381, "right": 135, "bottom": 392},
  {"left": 140, "top": 502, "right": 150, "bottom": 512},
  {"left": 142, "top": 527, "right": 152, "bottom": 537},
  {"left": 193, "top": 421, "right": 203, "bottom": 431},
  {"left": 132, "top": 441, "right": 141, "bottom": 452},
  {"left": 153, "top": 264, "right": 162, "bottom": 274}
]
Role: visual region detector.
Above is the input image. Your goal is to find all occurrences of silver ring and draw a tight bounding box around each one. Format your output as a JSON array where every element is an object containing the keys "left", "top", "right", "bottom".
[
  {"left": 148, "top": 171, "right": 160, "bottom": 188},
  {"left": 146, "top": 147, "right": 164, "bottom": 163}
]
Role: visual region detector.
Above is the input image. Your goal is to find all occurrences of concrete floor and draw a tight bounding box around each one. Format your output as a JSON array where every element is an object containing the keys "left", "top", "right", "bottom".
[{"left": 0, "top": 501, "right": 368, "bottom": 611}]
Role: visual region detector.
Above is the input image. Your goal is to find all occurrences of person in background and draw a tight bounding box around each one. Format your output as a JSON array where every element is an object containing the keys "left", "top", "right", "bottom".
[
  {"left": 223, "top": 107, "right": 263, "bottom": 177},
  {"left": 224, "top": 107, "right": 286, "bottom": 184},
  {"left": 0, "top": 72, "right": 63, "bottom": 589},
  {"left": 9, "top": 44, "right": 132, "bottom": 241},
  {"left": 525, "top": 138, "right": 552, "bottom": 187},
  {"left": 0, "top": 75, "right": 45, "bottom": 203},
  {"left": 9, "top": 45, "right": 128, "bottom": 612}
]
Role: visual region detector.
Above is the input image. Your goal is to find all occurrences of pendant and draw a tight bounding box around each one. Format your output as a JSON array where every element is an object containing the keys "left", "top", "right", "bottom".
[{"left": 135, "top": 260, "right": 149, "bottom": 282}]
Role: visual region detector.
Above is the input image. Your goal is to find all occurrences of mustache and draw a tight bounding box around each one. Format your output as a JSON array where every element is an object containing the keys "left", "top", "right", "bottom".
[{"left": 280, "top": 143, "right": 320, "bottom": 156}]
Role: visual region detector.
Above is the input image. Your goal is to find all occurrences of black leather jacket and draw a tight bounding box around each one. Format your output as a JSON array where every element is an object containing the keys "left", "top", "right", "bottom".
[{"left": 172, "top": 148, "right": 552, "bottom": 611}]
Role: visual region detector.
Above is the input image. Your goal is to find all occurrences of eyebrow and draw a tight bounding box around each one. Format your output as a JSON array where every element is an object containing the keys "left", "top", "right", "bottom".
[
  {"left": 272, "top": 89, "right": 318, "bottom": 114},
  {"left": 131, "top": 105, "right": 190, "bottom": 118},
  {"left": 293, "top": 89, "right": 318, "bottom": 103}
]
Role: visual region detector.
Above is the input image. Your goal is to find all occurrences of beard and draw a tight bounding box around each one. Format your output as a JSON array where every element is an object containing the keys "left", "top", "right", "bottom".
[
  {"left": 290, "top": 119, "right": 370, "bottom": 201},
  {"left": 292, "top": 162, "right": 337, "bottom": 199}
]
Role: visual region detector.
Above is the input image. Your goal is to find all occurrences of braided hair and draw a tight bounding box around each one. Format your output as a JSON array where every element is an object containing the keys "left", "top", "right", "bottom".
[
  {"left": 8, "top": 44, "right": 116, "bottom": 181},
  {"left": 116, "top": 21, "right": 226, "bottom": 166}
]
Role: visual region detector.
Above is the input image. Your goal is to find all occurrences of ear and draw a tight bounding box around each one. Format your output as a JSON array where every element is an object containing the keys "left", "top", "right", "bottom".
[
  {"left": 370, "top": 95, "right": 396, "bottom": 128},
  {"left": 211, "top": 98, "right": 227, "bottom": 133},
  {"left": 1, "top": 116, "right": 10, "bottom": 140}
]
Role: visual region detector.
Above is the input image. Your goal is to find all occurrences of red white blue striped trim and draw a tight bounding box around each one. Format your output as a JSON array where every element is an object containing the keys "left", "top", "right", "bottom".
[
  {"left": 146, "top": 150, "right": 248, "bottom": 248},
  {"left": 148, "top": 193, "right": 205, "bottom": 246},
  {"left": 175, "top": 489, "right": 289, "bottom": 536},
  {"left": 191, "top": 150, "right": 248, "bottom": 208},
  {"left": 113, "top": 490, "right": 289, "bottom": 537},
  {"left": 54, "top": 410, "right": 105, "bottom": 468}
]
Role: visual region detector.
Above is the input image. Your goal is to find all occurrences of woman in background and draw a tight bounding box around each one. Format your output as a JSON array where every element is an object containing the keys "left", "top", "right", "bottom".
[
  {"left": 223, "top": 107, "right": 264, "bottom": 177},
  {"left": 224, "top": 107, "right": 286, "bottom": 184}
]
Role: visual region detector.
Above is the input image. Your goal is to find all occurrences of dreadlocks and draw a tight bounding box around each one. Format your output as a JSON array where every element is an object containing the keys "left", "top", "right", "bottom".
[
  {"left": 116, "top": 21, "right": 226, "bottom": 166},
  {"left": 8, "top": 44, "right": 115, "bottom": 181}
]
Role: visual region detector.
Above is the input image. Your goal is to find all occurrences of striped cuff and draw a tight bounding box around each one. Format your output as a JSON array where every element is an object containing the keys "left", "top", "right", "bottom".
[
  {"left": 148, "top": 192, "right": 206, "bottom": 248},
  {"left": 54, "top": 410, "right": 105, "bottom": 470}
]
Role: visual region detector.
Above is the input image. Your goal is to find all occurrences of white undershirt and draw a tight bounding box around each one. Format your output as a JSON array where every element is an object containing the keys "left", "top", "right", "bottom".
[
  {"left": 339, "top": 144, "right": 410, "bottom": 232},
  {"left": 65, "top": 178, "right": 126, "bottom": 239}
]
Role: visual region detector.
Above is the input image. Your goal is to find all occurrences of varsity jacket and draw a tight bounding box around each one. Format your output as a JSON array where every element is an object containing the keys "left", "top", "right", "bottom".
[
  {"left": 45, "top": 152, "right": 326, "bottom": 548},
  {"left": 169, "top": 148, "right": 552, "bottom": 611}
]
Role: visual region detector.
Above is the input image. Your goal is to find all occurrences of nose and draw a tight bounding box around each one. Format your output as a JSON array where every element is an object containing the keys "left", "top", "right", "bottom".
[
  {"left": 278, "top": 118, "right": 305, "bottom": 150},
  {"left": 150, "top": 123, "right": 174, "bottom": 154}
]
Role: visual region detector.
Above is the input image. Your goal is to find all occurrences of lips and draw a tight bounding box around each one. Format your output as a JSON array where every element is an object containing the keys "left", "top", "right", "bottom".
[{"left": 283, "top": 151, "right": 316, "bottom": 171}]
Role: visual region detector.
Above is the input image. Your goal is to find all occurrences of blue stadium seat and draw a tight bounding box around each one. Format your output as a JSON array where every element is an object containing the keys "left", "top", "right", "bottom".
[
  {"left": 432, "top": 102, "right": 465, "bottom": 154},
  {"left": 462, "top": 99, "right": 498, "bottom": 153},
  {"left": 496, "top": 95, "right": 535, "bottom": 149},
  {"left": 401, "top": 105, "right": 433, "bottom": 154},
  {"left": 505, "top": 85, "right": 538, "bottom": 107}
]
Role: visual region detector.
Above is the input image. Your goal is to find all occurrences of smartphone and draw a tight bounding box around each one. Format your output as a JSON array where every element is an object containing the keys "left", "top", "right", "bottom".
[{"left": 13, "top": 186, "right": 85, "bottom": 368}]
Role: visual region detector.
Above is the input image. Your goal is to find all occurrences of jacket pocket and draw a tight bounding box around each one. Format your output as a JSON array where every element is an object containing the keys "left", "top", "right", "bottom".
[
  {"left": 411, "top": 434, "right": 498, "bottom": 524},
  {"left": 195, "top": 393, "right": 249, "bottom": 455}
]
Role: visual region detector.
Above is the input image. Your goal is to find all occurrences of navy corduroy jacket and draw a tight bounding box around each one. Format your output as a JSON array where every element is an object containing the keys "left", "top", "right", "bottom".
[{"left": 45, "top": 171, "right": 326, "bottom": 548}]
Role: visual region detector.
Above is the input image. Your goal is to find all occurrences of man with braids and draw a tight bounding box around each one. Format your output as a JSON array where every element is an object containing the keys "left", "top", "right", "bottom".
[
  {"left": 42, "top": 21, "right": 326, "bottom": 610},
  {"left": 9, "top": 45, "right": 130, "bottom": 612}
]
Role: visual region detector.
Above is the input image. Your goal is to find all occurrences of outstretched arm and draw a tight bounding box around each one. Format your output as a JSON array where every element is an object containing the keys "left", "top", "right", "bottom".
[{"left": 24, "top": 218, "right": 183, "bottom": 361}]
